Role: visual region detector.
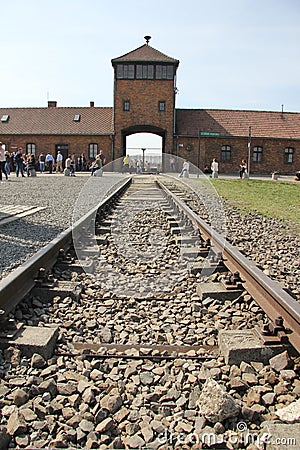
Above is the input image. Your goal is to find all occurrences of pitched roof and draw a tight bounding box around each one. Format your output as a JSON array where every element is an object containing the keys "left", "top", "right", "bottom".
[
  {"left": 0, "top": 107, "right": 113, "bottom": 135},
  {"left": 175, "top": 109, "right": 300, "bottom": 139},
  {"left": 111, "top": 44, "right": 179, "bottom": 64}
]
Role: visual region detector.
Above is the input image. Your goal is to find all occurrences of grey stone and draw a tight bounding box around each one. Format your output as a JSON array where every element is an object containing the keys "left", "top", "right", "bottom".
[
  {"left": 269, "top": 351, "right": 292, "bottom": 372},
  {"left": 79, "top": 419, "right": 95, "bottom": 433},
  {"left": 95, "top": 417, "right": 114, "bottom": 433},
  {"left": 100, "top": 394, "right": 122, "bottom": 414},
  {"left": 198, "top": 378, "right": 240, "bottom": 423},
  {"left": 7, "top": 410, "right": 27, "bottom": 436},
  {"left": 13, "top": 388, "right": 29, "bottom": 406},
  {"left": 31, "top": 353, "right": 46, "bottom": 369},
  {"left": 275, "top": 398, "right": 300, "bottom": 423},
  {"left": 124, "top": 433, "right": 145, "bottom": 449},
  {"left": 140, "top": 371, "right": 154, "bottom": 385}
]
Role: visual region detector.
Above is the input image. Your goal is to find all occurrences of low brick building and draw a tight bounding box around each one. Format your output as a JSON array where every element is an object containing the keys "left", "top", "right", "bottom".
[{"left": 0, "top": 38, "right": 299, "bottom": 174}]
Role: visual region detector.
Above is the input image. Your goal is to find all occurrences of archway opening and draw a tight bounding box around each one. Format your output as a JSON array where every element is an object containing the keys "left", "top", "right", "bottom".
[{"left": 126, "top": 132, "right": 162, "bottom": 173}]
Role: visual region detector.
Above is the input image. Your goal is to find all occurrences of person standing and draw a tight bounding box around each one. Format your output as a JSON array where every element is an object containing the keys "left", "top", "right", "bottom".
[
  {"left": 170, "top": 156, "right": 176, "bottom": 172},
  {"left": 64, "top": 156, "right": 71, "bottom": 176},
  {"left": 0, "top": 142, "right": 8, "bottom": 181},
  {"left": 45, "top": 152, "right": 54, "bottom": 173},
  {"left": 99, "top": 150, "right": 105, "bottom": 167},
  {"left": 5, "top": 151, "right": 12, "bottom": 176},
  {"left": 211, "top": 158, "right": 219, "bottom": 178},
  {"left": 70, "top": 154, "right": 76, "bottom": 176},
  {"left": 122, "top": 154, "right": 129, "bottom": 173},
  {"left": 14, "top": 147, "right": 25, "bottom": 177},
  {"left": 239, "top": 159, "right": 247, "bottom": 179},
  {"left": 56, "top": 151, "right": 63, "bottom": 173},
  {"left": 39, "top": 152, "right": 45, "bottom": 173}
]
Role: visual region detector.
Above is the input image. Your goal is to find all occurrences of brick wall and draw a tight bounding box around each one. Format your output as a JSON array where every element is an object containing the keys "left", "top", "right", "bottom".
[
  {"left": 172, "top": 136, "right": 299, "bottom": 175},
  {"left": 113, "top": 79, "right": 175, "bottom": 160}
]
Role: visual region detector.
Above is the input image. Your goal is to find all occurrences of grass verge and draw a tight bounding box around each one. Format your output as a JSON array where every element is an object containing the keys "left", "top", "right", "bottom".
[{"left": 209, "top": 179, "right": 300, "bottom": 226}]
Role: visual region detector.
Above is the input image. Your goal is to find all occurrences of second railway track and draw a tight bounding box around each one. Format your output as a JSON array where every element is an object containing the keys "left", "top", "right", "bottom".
[{"left": 0, "top": 174, "right": 299, "bottom": 449}]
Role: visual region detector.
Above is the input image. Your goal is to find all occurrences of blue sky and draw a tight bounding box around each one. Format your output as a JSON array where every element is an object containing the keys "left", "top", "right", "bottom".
[{"left": 1, "top": 0, "right": 300, "bottom": 114}]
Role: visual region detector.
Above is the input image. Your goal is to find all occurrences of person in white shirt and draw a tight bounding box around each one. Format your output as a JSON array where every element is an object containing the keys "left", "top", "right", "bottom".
[
  {"left": 45, "top": 152, "right": 54, "bottom": 173},
  {"left": 56, "top": 151, "right": 63, "bottom": 173},
  {"left": 179, "top": 160, "right": 190, "bottom": 178},
  {"left": 211, "top": 158, "right": 219, "bottom": 178}
]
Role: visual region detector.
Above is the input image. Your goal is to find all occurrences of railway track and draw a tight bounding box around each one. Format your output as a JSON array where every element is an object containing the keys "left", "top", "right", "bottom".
[{"left": 0, "top": 174, "right": 299, "bottom": 449}]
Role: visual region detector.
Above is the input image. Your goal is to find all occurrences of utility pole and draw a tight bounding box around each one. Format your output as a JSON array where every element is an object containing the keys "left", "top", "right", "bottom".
[
  {"left": 142, "top": 148, "right": 146, "bottom": 172},
  {"left": 247, "top": 126, "right": 252, "bottom": 178}
]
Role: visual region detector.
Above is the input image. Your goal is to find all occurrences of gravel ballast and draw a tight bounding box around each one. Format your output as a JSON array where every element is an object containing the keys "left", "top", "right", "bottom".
[{"left": 0, "top": 174, "right": 126, "bottom": 280}]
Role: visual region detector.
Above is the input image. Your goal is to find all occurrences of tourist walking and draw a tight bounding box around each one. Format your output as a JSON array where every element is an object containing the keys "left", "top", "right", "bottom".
[{"left": 179, "top": 160, "right": 190, "bottom": 178}]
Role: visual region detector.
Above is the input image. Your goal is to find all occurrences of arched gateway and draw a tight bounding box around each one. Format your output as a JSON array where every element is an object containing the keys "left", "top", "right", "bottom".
[{"left": 111, "top": 36, "right": 179, "bottom": 169}]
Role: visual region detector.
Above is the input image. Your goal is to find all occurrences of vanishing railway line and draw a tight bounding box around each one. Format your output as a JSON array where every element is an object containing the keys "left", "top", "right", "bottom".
[{"left": 0, "top": 175, "right": 299, "bottom": 449}]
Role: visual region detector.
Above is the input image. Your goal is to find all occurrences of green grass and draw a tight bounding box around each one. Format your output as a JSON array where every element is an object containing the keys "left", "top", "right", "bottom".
[{"left": 209, "top": 179, "right": 300, "bottom": 226}]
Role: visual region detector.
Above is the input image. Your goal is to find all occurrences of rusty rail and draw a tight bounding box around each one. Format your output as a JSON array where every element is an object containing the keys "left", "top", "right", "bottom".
[
  {"left": 158, "top": 178, "right": 300, "bottom": 353},
  {"left": 0, "top": 177, "right": 131, "bottom": 318}
]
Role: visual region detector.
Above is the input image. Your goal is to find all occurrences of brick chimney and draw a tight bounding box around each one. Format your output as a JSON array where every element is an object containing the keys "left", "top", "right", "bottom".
[{"left": 48, "top": 101, "right": 57, "bottom": 108}]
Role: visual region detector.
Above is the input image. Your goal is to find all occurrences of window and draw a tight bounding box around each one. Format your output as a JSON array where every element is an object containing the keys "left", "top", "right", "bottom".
[
  {"left": 136, "top": 64, "right": 154, "bottom": 79},
  {"left": 89, "top": 143, "right": 98, "bottom": 159},
  {"left": 221, "top": 145, "right": 231, "bottom": 161},
  {"left": 1, "top": 115, "right": 9, "bottom": 122},
  {"left": 159, "top": 101, "right": 166, "bottom": 112},
  {"left": 123, "top": 100, "right": 130, "bottom": 111},
  {"left": 253, "top": 146, "right": 263, "bottom": 162},
  {"left": 156, "top": 65, "right": 174, "bottom": 79},
  {"left": 26, "top": 143, "right": 36, "bottom": 156},
  {"left": 167, "top": 65, "right": 174, "bottom": 79},
  {"left": 73, "top": 114, "right": 80, "bottom": 122},
  {"left": 116, "top": 64, "right": 134, "bottom": 79},
  {"left": 284, "top": 147, "right": 294, "bottom": 163}
]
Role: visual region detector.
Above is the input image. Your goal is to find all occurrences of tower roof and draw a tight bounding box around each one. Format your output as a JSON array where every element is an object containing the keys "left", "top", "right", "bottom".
[{"left": 111, "top": 44, "right": 179, "bottom": 65}]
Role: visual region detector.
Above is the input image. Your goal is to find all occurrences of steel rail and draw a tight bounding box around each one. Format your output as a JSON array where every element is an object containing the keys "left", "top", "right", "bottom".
[
  {"left": 158, "top": 179, "right": 300, "bottom": 353},
  {"left": 0, "top": 177, "right": 132, "bottom": 317}
]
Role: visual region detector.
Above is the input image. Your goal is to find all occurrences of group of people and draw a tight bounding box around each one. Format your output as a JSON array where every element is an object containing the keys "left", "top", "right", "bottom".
[
  {"left": 122, "top": 155, "right": 157, "bottom": 174},
  {"left": 0, "top": 144, "right": 40, "bottom": 180},
  {"left": 179, "top": 158, "right": 249, "bottom": 179},
  {"left": 0, "top": 146, "right": 92, "bottom": 180}
]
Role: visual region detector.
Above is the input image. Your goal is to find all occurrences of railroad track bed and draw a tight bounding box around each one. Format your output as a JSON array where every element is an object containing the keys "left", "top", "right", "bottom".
[
  {"left": 161, "top": 178, "right": 300, "bottom": 304},
  {"left": 0, "top": 176, "right": 299, "bottom": 449}
]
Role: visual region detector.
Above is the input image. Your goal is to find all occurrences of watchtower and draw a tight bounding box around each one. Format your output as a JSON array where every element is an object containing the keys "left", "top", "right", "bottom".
[{"left": 111, "top": 37, "right": 179, "bottom": 160}]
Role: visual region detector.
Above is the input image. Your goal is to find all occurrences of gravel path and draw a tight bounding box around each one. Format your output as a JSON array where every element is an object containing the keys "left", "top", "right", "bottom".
[{"left": 0, "top": 174, "right": 126, "bottom": 280}]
